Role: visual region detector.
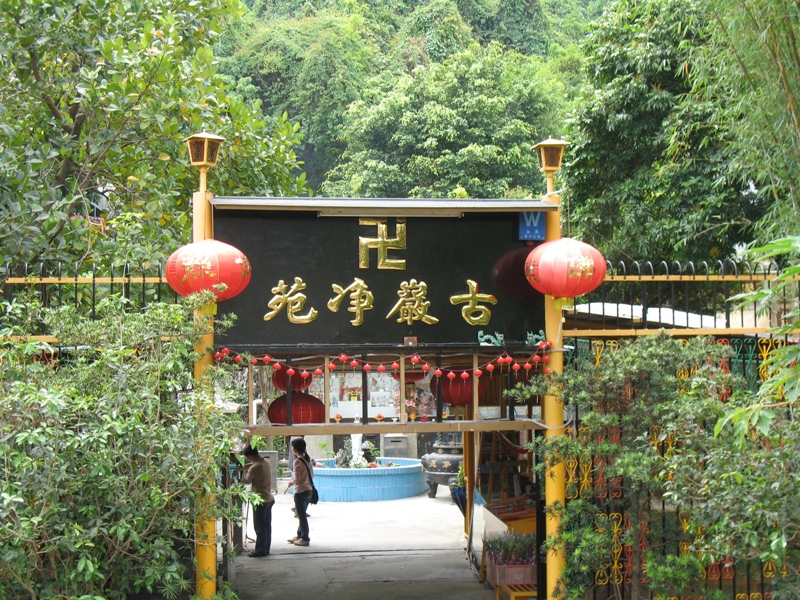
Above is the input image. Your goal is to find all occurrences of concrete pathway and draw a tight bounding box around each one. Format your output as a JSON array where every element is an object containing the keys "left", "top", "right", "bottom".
[{"left": 232, "top": 480, "right": 495, "bottom": 600}]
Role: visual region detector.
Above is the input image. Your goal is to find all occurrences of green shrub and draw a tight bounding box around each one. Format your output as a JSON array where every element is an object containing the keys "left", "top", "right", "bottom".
[{"left": 0, "top": 294, "right": 250, "bottom": 599}]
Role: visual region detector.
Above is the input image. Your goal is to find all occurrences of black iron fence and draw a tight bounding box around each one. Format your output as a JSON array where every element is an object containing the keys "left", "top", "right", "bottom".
[
  {"left": 564, "top": 259, "right": 796, "bottom": 334},
  {"left": 1, "top": 262, "right": 177, "bottom": 327}
]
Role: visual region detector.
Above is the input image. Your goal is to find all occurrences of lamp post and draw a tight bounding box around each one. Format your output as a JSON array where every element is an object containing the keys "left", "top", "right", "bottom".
[
  {"left": 534, "top": 137, "right": 569, "bottom": 600},
  {"left": 184, "top": 131, "right": 225, "bottom": 600}
]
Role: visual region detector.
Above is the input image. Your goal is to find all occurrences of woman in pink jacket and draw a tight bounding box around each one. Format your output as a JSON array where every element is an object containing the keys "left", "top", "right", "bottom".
[{"left": 287, "top": 437, "right": 314, "bottom": 546}]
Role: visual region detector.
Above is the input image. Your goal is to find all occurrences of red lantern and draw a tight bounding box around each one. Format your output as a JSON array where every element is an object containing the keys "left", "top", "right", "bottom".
[
  {"left": 441, "top": 377, "right": 487, "bottom": 406},
  {"left": 524, "top": 238, "right": 606, "bottom": 304},
  {"left": 272, "top": 369, "right": 313, "bottom": 392},
  {"left": 391, "top": 371, "right": 427, "bottom": 382},
  {"left": 493, "top": 247, "right": 542, "bottom": 301},
  {"left": 165, "top": 239, "right": 251, "bottom": 301},
  {"left": 267, "top": 392, "right": 324, "bottom": 424}
]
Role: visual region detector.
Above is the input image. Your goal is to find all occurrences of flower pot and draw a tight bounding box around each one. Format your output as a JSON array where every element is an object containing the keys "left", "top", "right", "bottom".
[{"left": 486, "top": 563, "right": 536, "bottom": 587}]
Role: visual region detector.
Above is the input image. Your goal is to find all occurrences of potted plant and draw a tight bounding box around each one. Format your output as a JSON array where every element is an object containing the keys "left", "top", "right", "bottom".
[{"left": 483, "top": 532, "right": 537, "bottom": 586}]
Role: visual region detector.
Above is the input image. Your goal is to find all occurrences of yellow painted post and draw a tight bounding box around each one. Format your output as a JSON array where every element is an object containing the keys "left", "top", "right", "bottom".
[
  {"left": 193, "top": 168, "right": 218, "bottom": 600},
  {"left": 541, "top": 154, "right": 567, "bottom": 600}
]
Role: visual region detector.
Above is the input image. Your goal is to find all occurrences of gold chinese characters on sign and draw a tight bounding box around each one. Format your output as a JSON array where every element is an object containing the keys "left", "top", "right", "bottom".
[
  {"left": 449, "top": 279, "right": 497, "bottom": 326},
  {"left": 327, "top": 278, "right": 374, "bottom": 326},
  {"left": 263, "top": 276, "right": 498, "bottom": 327},
  {"left": 386, "top": 279, "right": 438, "bottom": 325},
  {"left": 263, "top": 277, "right": 318, "bottom": 324}
]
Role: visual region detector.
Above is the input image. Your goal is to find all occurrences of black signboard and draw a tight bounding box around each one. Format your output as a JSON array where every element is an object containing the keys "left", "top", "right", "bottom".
[{"left": 213, "top": 209, "right": 544, "bottom": 350}]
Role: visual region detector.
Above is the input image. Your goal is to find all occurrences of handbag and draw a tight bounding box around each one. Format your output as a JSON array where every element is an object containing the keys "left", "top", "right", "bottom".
[{"left": 301, "top": 458, "right": 319, "bottom": 505}]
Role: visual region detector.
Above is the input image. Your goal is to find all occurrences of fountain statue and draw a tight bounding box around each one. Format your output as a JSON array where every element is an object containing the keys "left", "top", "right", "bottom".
[{"left": 350, "top": 433, "right": 367, "bottom": 466}]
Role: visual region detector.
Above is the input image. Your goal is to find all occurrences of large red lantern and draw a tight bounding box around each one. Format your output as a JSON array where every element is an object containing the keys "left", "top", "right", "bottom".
[
  {"left": 524, "top": 238, "right": 606, "bottom": 305},
  {"left": 493, "top": 248, "right": 542, "bottom": 301},
  {"left": 165, "top": 239, "right": 251, "bottom": 301},
  {"left": 440, "top": 377, "right": 487, "bottom": 406},
  {"left": 391, "top": 371, "right": 427, "bottom": 383},
  {"left": 267, "top": 392, "right": 325, "bottom": 424},
  {"left": 272, "top": 369, "right": 313, "bottom": 393}
]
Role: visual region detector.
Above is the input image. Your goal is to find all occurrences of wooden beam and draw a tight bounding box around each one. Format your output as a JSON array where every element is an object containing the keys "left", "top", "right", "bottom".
[{"left": 245, "top": 419, "right": 543, "bottom": 437}]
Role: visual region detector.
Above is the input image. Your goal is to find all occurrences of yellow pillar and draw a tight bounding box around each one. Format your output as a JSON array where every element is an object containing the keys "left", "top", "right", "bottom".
[
  {"left": 543, "top": 171, "right": 566, "bottom": 600},
  {"left": 193, "top": 169, "right": 218, "bottom": 599}
]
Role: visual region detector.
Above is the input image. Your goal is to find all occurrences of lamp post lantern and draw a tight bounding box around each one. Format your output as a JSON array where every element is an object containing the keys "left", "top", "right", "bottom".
[
  {"left": 533, "top": 137, "right": 570, "bottom": 195},
  {"left": 185, "top": 132, "right": 225, "bottom": 240},
  {"left": 535, "top": 136, "right": 569, "bottom": 600},
  {"left": 185, "top": 130, "right": 224, "bottom": 600},
  {"left": 185, "top": 131, "right": 225, "bottom": 192}
]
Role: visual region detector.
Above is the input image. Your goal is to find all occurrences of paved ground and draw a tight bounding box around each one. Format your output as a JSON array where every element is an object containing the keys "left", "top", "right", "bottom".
[{"left": 232, "top": 479, "right": 495, "bottom": 600}]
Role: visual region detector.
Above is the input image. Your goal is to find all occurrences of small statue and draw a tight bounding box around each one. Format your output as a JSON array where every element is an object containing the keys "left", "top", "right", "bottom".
[
  {"left": 526, "top": 330, "right": 546, "bottom": 346},
  {"left": 477, "top": 330, "right": 505, "bottom": 346},
  {"left": 334, "top": 448, "right": 346, "bottom": 468}
]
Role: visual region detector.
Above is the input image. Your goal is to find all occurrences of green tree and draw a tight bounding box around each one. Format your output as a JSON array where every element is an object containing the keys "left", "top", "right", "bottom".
[
  {"left": 0, "top": 0, "right": 308, "bottom": 271},
  {"left": 563, "top": 0, "right": 764, "bottom": 262},
  {"left": 322, "top": 42, "right": 562, "bottom": 198},
  {"left": 685, "top": 1, "right": 800, "bottom": 243},
  {"left": 391, "top": 0, "right": 474, "bottom": 68},
  {"left": 219, "top": 0, "right": 605, "bottom": 192},
  {"left": 217, "top": 7, "right": 378, "bottom": 190},
  {"left": 0, "top": 293, "right": 252, "bottom": 598},
  {"left": 455, "top": 0, "right": 549, "bottom": 55}
]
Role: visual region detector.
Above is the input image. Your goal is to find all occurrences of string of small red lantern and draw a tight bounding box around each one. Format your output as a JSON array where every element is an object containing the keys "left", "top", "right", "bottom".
[{"left": 213, "top": 341, "right": 555, "bottom": 378}]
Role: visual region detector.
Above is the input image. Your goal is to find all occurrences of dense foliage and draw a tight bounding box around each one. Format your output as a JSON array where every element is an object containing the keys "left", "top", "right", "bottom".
[
  {"left": 0, "top": 0, "right": 308, "bottom": 270},
  {"left": 687, "top": 1, "right": 800, "bottom": 244},
  {"left": 218, "top": 0, "right": 605, "bottom": 191},
  {"left": 665, "top": 237, "right": 800, "bottom": 599},
  {"left": 511, "top": 309, "right": 800, "bottom": 599},
  {"left": 322, "top": 42, "right": 561, "bottom": 198},
  {"left": 562, "top": 0, "right": 765, "bottom": 262},
  {"left": 515, "top": 335, "right": 743, "bottom": 599},
  {"left": 0, "top": 293, "right": 250, "bottom": 599}
]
